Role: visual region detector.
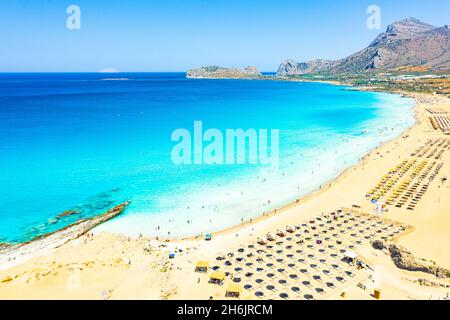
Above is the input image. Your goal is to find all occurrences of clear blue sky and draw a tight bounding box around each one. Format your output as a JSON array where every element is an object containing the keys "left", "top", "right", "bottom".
[{"left": 1, "top": 0, "right": 448, "bottom": 72}]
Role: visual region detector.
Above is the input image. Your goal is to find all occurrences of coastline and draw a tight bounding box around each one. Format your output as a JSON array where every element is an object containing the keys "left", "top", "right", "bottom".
[
  {"left": 2, "top": 83, "right": 414, "bottom": 245},
  {"left": 198, "top": 88, "right": 419, "bottom": 241},
  {"left": 0, "top": 84, "right": 422, "bottom": 252},
  {"left": 0, "top": 86, "right": 449, "bottom": 300}
]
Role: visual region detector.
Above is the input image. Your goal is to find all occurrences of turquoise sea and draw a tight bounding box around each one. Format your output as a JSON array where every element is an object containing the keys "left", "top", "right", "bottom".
[{"left": 0, "top": 73, "right": 415, "bottom": 243}]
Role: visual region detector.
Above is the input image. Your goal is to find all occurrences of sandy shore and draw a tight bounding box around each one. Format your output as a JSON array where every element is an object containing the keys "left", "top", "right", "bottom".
[{"left": 0, "top": 92, "right": 449, "bottom": 300}]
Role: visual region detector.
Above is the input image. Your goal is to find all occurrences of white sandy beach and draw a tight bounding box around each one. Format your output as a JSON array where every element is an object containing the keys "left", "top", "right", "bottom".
[{"left": 0, "top": 92, "right": 449, "bottom": 300}]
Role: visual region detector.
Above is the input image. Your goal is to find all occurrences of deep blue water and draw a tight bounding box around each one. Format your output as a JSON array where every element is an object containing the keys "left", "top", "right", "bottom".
[{"left": 0, "top": 73, "right": 414, "bottom": 243}]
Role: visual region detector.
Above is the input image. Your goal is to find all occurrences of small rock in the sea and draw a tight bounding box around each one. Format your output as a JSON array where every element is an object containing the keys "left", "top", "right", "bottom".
[
  {"left": 0, "top": 242, "right": 10, "bottom": 250},
  {"left": 56, "top": 210, "right": 80, "bottom": 219}
]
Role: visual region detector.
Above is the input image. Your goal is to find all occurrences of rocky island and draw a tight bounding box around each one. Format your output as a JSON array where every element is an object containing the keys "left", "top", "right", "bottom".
[{"left": 186, "top": 65, "right": 262, "bottom": 79}]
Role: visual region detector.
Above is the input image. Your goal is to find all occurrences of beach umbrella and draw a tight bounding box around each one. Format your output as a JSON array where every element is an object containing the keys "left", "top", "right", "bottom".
[
  {"left": 322, "top": 269, "right": 331, "bottom": 276},
  {"left": 244, "top": 284, "right": 253, "bottom": 290},
  {"left": 216, "top": 254, "right": 225, "bottom": 261},
  {"left": 315, "top": 288, "right": 325, "bottom": 294},
  {"left": 279, "top": 293, "right": 289, "bottom": 299},
  {"left": 313, "top": 275, "right": 322, "bottom": 281}
]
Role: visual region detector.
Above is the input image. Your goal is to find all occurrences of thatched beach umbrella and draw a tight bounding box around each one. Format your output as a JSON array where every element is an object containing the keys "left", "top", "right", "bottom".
[
  {"left": 266, "top": 284, "right": 276, "bottom": 291},
  {"left": 291, "top": 286, "right": 300, "bottom": 293},
  {"left": 304, "top": 293, "right": 314, "bottom": 300}
]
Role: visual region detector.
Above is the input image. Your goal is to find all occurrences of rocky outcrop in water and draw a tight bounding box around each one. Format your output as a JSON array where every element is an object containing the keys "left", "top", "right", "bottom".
[
  {"left": 186, "top": 65, "right": 262, "bottom": 79},
  {"left": 56, "top": 209, "right": 81, "bottom": 219},
  {"left": 277, "top": 18, "right": 450, "bottom": 75},
  {"left": 0, "top": 201, "right": 130, "bottom": 269}
]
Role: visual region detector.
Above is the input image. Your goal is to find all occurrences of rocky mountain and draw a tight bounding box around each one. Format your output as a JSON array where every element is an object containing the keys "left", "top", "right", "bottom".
[
  {"left": 186, "top": 65, "right": 261, "bottom": 79},
  {"left": 277, "top": 59, "right": 335, "bottom": 76},
  {"left": 277, "top": 18, "right": 450, "bottom": 76}
]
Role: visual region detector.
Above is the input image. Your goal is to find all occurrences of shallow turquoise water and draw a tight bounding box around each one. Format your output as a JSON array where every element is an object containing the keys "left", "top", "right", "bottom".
[{"left": 0, "top": 73, "right": 415, "bottom": 242}]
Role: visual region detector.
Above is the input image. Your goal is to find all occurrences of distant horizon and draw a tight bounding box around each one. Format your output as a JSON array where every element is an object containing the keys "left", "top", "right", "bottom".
[
  {"left": 0, "top": 71, "right": 278, "bottom": 74},
  {"left": 1, "top": 0, "right": 449, "bottom": 72}
]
